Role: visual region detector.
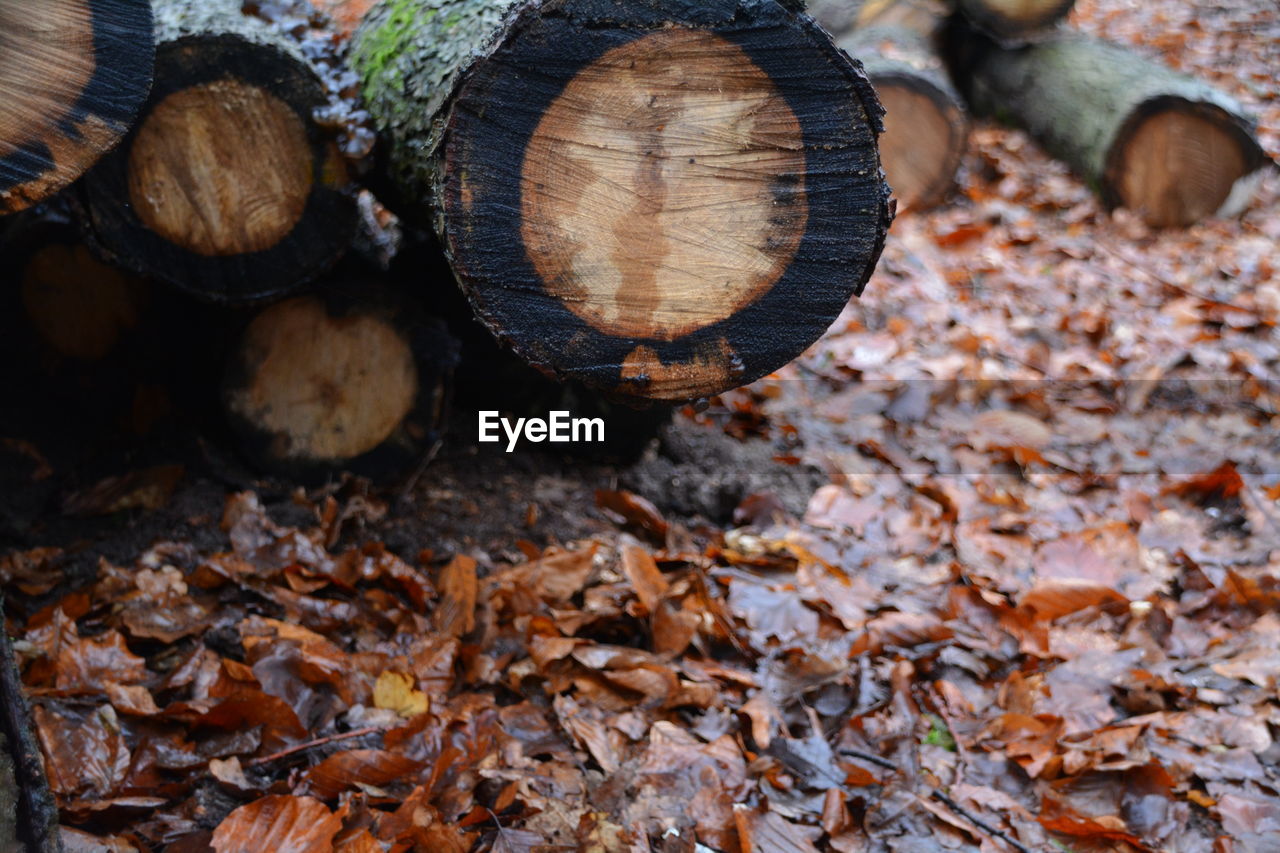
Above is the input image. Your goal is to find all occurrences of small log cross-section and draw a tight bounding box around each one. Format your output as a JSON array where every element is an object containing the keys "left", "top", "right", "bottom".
[
  {"left": 223, "top": 287, "right": 458, "bottom": 479},
  {"left": 0, "top": 0, "right": 154, "bottom": 214},
  {"left": 77, "top": 0, "right": 356, "bottom": 304},
  {"left": 352, "top": 0, "right": 892, "bottom": 402},
  {"left": 956, "top": 0, "right": 1075, "bottom": 43},
  {"left": 836, "top": 25, "right": 968, "bottom": 210},
  {"left": 958, "top": 33, "right": 1268, "bottom": 227}
]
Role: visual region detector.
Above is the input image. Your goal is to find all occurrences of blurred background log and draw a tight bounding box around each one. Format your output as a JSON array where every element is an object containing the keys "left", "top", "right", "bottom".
[
  {"left": 76, "top": 0, "right": 356, "bottom": 304},
  {"left": 833, "top": 20, "right": 968, "bottom": 211},
  {"left": 222, "top": 282, "right": 458, "bottom": 480},
  {"left": 0, "top": 0, "right": 154, "bottom": 214},
  {"left": 351, "top": 0, "right": 892, "bottom": 402},
  {"left": 955, "top": 0, "right": 1075, "bottom": 43},
  {"left": 951, "top": 29, "right": 1268, "bottom": 227}
]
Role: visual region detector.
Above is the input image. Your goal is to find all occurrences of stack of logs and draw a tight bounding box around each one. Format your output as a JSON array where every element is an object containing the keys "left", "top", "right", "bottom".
[
  {"left": 811, "top": 0, "right": 1269, "bottom": 221},
  {"left": 0, "top": 0, "right": 1270, "bottom": 478}
]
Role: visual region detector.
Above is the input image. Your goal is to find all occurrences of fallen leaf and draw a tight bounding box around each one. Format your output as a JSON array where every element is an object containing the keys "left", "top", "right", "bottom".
[
  {"left": 211, "top": 795, "right": 342, "bottom": 853},
  {"left": 435, "top": 555, "right": 477, "bottom": 637},
  {"left": 373, "top": 671, "right": 429, "bottom": 719}
]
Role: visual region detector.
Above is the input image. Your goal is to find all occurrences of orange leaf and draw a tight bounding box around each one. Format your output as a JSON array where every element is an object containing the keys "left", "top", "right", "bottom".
[
  {"left": 302, "top": 749, "right": 424, "bottom": 800},
  {"left": 621, "top": 544, "right": 669, "bottom": 614},
  {"left": 211, "top": 795, "right": 342, "bottom": 853},
  {"left": 434, "top": 555, "right": 477, "bottom": 638}
]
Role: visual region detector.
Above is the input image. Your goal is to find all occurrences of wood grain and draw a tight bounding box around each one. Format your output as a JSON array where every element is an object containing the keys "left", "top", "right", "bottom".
[
  {"left": 1116, "top": 108, "right": 1248, "bottom": 228},
  {"left": 128, "top": 79, "right": 314, "bottom": 257},
  {"left": 521, "top": 29, "right": 806, "bottom": 341},
  {"left": 228, "top": 297, "right": 419, "bottom": 463},
  {"left": 0, "top": 0, "right": 153, "bottom": 213}
]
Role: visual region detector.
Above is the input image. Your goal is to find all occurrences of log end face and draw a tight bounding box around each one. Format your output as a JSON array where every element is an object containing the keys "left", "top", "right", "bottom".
[
  {"left": 1111, "top": 102, "right": 1266, "bottom": 228},
  {"left": 80, "top": 34, "right": 356, "bottom": 304},
  {"left": 127, "top": 79, "right": 314, "bottom": 257},
  {"left": 442, "top": 2, "right": 891, "bottom": 402},
  {"left": 519, "top": 28, "right": 808, "bottom": 342},
  {"left": 875, "top": 79, "right": 968, "bottom": 211},
  {"left": 0, "top": 0, "right": 155, "bottom": 214},
  {"left": 21, "top": 243, "right": 148, "bottom": 361},
  {"left": 225, "top": 296, "right": 421, "bottom": 470}
]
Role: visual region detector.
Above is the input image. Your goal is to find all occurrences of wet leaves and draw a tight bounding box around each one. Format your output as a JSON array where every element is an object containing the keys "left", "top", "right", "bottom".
[
  {"left": 5, "top": 2, "right": 1279, "bottom": 850},
  {"left": 211, "top": 795, "right": 343, "bottom": 853}
]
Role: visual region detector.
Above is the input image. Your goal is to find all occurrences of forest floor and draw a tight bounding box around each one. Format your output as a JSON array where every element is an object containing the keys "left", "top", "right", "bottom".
[{"left": 2, "top": 0, "right": 1279, "bottom": 851}]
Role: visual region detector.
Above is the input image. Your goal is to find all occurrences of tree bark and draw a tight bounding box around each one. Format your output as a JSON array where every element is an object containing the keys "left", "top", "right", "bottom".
[
  {"left": 954, "top": 31, "right": 1268, "bottom": 227},
  {"left": 834, "top": 25, "right": 968, "bottom": 211},
  {"left": 955, "top": 0, "right": 1074, "bottom": 43},
  {"left": 76, "top": 0, "right": 356, "bottom": 304},
  {"left": 351, "top": 0, "right": 892, "bottom": 402},
  {"left": 0, "top": 0, "right": 154, "bottom": 215},
  {"left": 222, "top": 284, "right": 458, "bottom": 480}
]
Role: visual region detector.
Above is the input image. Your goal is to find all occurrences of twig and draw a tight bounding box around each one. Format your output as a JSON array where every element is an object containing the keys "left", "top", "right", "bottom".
[
  {"left": 837, "top": 746, "right": 898, "bottom": 771},
  {"left": 247, "top": 725, "right": 383, "bottom": 767},
  {"left": 930, "top": 790, "right": 1033, "bottom": 853},
  {"left": 397, "top": 438, "right": 444, "bottom": 503},
  {"left": 835, "top": 747, "right": 1038, "bottom": 852}
]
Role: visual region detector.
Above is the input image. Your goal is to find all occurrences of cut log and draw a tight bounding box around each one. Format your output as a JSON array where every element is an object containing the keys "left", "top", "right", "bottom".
[
  {"left": 223, "top": 285, "right": 458, "bottom": 479},
  {"left": 954, "top": 32, "right": 1268, "bottom": 227},
  {"left": 0, "top": 211, "right": 227, "bottom": 439},
  {"left": 835, "top": 26, "right": 968, "bottom": 211},
  {"left": 0, "top": 0, "right": 154, "bottom": 215},
  {"left": 76, "top": 0, "right": 356, "bottom": 304},
  {"left": 19, "top": 238, "right": 150, "bottom": 364},
  {"left": 809, "top": 0, "right": 950, "bottom": 36},
  {"left": 351, "top": 0, "right": 892, "bottom": 402},
  {"left": 955, "top": 0, "right": 1074, "bottom": 43}
]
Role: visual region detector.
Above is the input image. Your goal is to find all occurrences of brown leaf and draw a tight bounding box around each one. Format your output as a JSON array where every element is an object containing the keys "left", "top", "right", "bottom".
[
  {"left": 208, "top": 757, "right": 258, "bottom": 797},
  {"left": 970, "top": 409, "right": 1052, "bottom": 452},
  {"left": 211, "top": 795, "right": 342, "bottom": 853},
  {"left": 1164, "top": 461, "right": 1245, "bottom": 502},
  {"left": 734, "top": 807, "right": 820, "bottom": 852},
  {"left": 62, "top": 464, "right": 184, "bottom": 515},
  {"left": 491, "top": 828, "right": 549, "bottom": 853},
  {"left": 0, "top": 546, "right": 64, "bottom": 594},
  {"left": 301, "top": 749, "right": 424, "bottom": 799},
  {"left": 59, "top": 828, "right": 141, "bottom": 852},
  {"left": 621, "top": 544, "right": 669, "bottom": 614},
  {"left": 105, "top": 683, "right": 160, "bottom": 716},
  {"left": 56, "top": 630, "right": 148, "bottom": 692},
  {"left": 1019, "top": 580, "right": 1127, "bottom": 622},
  {"left": 1038, "top": 797, "right": 1151, "bottom": 850},
  {"left": 34, "top": 703, "right": 131, "bottom": 798},
  {"left": 435, "top": 555, "right": 477, "bottom": 637},
  {"left": 596, "top": 489, "right": 668, "bottom": 541}
]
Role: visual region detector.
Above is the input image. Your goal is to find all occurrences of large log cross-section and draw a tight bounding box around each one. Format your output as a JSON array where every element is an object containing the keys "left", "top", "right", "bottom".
[{"left": 352, "top": 0, "right": 893, "bottom": 402}]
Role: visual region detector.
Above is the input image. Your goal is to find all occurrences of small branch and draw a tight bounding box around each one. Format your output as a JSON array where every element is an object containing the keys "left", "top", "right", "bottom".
[
  {"left": 835, "top": 747, "right": 1037, "bottom": 852},
  {"left": 837, "top": 746, "right": 898, "bottom": 771},
  {"left": 247, "top": 725, "right": 383, "bottom": 767},
  {"left": 930, "top": 790, "right": 1033, "bottom": 853}
]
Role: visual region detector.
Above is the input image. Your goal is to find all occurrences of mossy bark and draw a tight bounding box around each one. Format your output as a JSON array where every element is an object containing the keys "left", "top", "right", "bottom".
[{"left": 351, "top": 0, "right": 517, "bottom": 227}]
